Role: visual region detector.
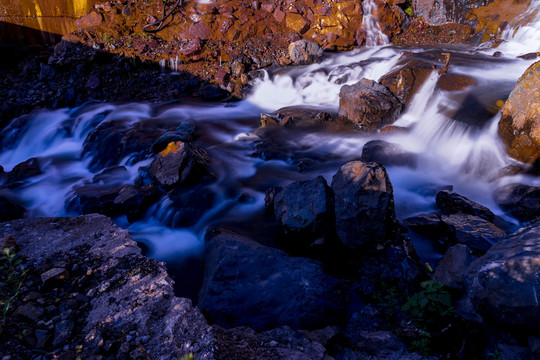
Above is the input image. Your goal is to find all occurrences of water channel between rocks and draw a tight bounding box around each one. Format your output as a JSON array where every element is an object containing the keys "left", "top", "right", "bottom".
[{"left": 1, "top": 5, "right": 540, "bottom": 301}]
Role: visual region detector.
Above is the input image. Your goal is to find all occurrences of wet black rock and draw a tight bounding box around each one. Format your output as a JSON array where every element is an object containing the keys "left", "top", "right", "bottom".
[
  {"left": 113, "top": 184, "right": 162, "bottom": 222},
  {"left": 0, "top": 195, "right": 26, "bottom": 222},
  {"left": 433, "top": 244, "right": 474, "bottom": 289},
  {"left": 440, "top": 213, "right": 505, "bottom": 253},
  {"left": 331, "top": 161, "right": 398, "bottom": 250},
  {"left": 338, "top": 79, "right": 403, "bottom": 131},
  {"left": 273, "top": 176, "right": 334, "bottom": 246},
  {"left": 361, "top": 140, "right": 418, "bottom": 168},
  {"left": 493, "top": 183, "right": 540, "bottom": 222},
  {"left": 53, "top": 320, "right": 74, "bottom": 347},
  {"left": 199, "top": 228, "right": 348, "bottom": 331},
  {"left": 402, "top": 213, "right": 453, "bottom": 244},
  {"left": 152, "top": 119, "right": 196, "bottom": 153},
  {"left": 264, "top": 186, "right": 283, "bottom": 215},
  {"left": 436, "top": 190, "right": 494, "bottom": 222},
  {"left": 150, "top": 141, "right": 210, "bottom": 188},
  {"left": 465, "top": 221, "right": 540, "bottom": 330},
  {"left": 6, "top": 157, "right": 42, "bottom": 186}
]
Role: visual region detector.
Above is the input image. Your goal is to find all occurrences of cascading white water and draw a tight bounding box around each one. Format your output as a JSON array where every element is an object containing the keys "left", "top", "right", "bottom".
[
  {"left": 361, "top": 0, "right": 390, "bottom": 46},
  {"left": 2, "top": 0, "right": 540, "bottom": 266},
  {"left": 497, "top": 0, "right": 540, "bottom": 56}
]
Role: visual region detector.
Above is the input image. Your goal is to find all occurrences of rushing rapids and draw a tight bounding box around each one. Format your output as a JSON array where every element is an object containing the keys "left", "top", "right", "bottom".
[{"left": 1, "top": 0, "right": 540, "bottom": 300}]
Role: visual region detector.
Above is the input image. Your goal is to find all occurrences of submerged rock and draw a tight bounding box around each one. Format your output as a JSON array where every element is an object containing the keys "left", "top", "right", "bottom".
[
  {"left": 331, "top": 161, "right": 398, "bottom": 250},
  {"left": 273, "top": 176, "right": 334, "bottom": 246},
  {"left": 338, "top": 79, "right": 402, "bottom": 131},
  {"left": 199, "top": 228, "right": 348, "bottom": 331},
  {"left": 465, "top": 221, "right": 540, "bottom": 330},
  {"left": 361, "top": 140, "right": 418, "bottom": 168},
  {"left": 498, "top": 61, "right": 540, "bottom": 165}
]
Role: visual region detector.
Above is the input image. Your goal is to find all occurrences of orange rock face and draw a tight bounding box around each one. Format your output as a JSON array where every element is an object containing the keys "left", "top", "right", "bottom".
[{"left": 498, "top": 61, "right": 540, "bottom": 164}]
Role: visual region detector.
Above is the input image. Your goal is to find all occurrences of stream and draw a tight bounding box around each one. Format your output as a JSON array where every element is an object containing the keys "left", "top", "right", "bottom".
[{"left": 1, "top": 0, "right": 540, "bottom": 300}]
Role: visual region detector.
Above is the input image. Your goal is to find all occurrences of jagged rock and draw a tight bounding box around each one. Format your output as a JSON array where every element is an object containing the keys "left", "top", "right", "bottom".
[
  {"left": 433, "top": 244, "right": 474, "bottom": 289},
  {"left": 13, "top": 303, "right": 44, "bottom": 323},
  {"left": 152, "top": 120, "right": 196, "bottom": 153},
  {"left": 379, "top": 60, "right": 434, "bottom": 106},
  {"left": 264, "top": 186, "right": 283, "bottom": 214},
  {"left": 53, "top": 320, "right": 74, "bottom": 348},
  {"left": 331, "top": 161, "right": 398, "bottom": 250},
  {"left": 40, "top": 268, "right": 68, "bottom": 286},
  {"left": 498, "top": 61, "right": 540, "bottom": 164},
  {"left": 361, "top": 140, "right": 418, "bottom": 168},
  {"left": 436, "top": 190, "right": 495, "bottom": 222},
  {"left": 288, "top": 40, "right": 323, "bottom": 65},
  {"left": 465, "top": 221, "right": 540, "bottom": 330},
  {"left": 338, "top": 79, "right": 403, "bottom": 131},
  {"left": 440, "top": 213, "right": 505, "bottom": 253},
  {"left": 150, "top": 141, "right": 210, "bottom": 188},
  {"left": 74, "top": 11, "right": 102, "bottom": 30},
  {"left": 199, "top": 229, "right": 348, "bottom": 331},
  {"left": 274, "top": 176, "right": 334, "bottom": 245},
  {"left": 6, "top": 157, "right": 42, "bottom": 186},
  {"left": 493, "top": 183, "right": 540, "bottom": 222}
]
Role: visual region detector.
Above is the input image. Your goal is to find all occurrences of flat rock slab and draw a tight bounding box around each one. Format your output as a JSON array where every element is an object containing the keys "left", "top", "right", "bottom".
[{"left": 0, "top": 214, "right": 215, "bottom": 360}]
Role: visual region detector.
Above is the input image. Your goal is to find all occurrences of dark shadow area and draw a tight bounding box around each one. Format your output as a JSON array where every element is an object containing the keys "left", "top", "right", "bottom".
[{"left": 0, "top": 21, "right": 230, "bottom": 131}]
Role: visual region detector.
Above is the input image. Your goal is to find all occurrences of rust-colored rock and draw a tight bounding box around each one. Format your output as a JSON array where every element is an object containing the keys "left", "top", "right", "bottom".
[
  {"left": 74, "top": 11, "right": 102, "bottom": 30},
  {"left": 379, "top": 60, "right": 434, "bottom": 106},
  {"left": 498, "top": 61, "right": 540, "bottom": 164},
  {"left": 339, "top": 78, "right": 403, "bottom": 131},
  {"left": 286, "top": 13, "right": 310, "bottom": 34},
  {"left": 437, "top": 74, "right": 477, "bottom": 91}
]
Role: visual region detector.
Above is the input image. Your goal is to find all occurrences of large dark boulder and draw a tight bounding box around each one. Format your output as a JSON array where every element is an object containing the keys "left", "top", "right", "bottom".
[
  {"left": 498, "top": 61, "right": 540, "bottom": 165},
  {"left": 150, "top": 141, "right": 210, "bottom": 188},
  {"left": 465, "top": 221, "right": 540, "bottom": 330},
  {"left": 493, "top": 183, "right": 540, "bottom": 222},
  {"left": 338, "top": 79, "right": 402, "bottom": 131},
  {"left": 198, "top": 229, "right": 348, "bottom": 331},
  {"left": 273, "top": 176, "right": 334, "bottom": 245},
  {"left": 379, "top": 60, "right": 434, "bottom": 106},
  {"left": 361, "top": 140, "right": 418, "bottom": 168},
  {"left": 331, "top": 161, "right": 398, "bottom": 250}
]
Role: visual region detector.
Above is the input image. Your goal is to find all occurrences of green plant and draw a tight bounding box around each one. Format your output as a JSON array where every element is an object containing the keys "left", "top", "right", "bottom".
[
  {"left": 402, "top": 280, "right": 453, "bottom": 330},
  {"left": 0, "top": 247, "right": 28, "bottom": 320},
  {"left": 405, "top": 6, "right": 414, "bottom": 16},
  {"left": 488, "top": 349, "right": 503, "bottom": 360},
  {"left": 179, "top": 353, "right": 194, "bottom": 360}
]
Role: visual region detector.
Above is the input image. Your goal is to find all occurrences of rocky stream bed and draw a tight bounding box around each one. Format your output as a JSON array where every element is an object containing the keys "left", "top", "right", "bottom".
[{"left": 1, "top": 0, "right": 540, "bottom": 359}]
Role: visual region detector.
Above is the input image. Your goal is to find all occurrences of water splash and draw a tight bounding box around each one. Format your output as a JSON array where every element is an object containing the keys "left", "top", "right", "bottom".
[{"left": 361, "top": 0, "right": 390, "bottom": 47}]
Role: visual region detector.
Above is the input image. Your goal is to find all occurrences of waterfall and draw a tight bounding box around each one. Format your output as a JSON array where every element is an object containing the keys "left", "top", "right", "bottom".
[
  {"left": 498, "top": 0, "right": 540, "bottom": 55},
  {"left": 361, "top": 0, "right": 390, "bottom": 47}
]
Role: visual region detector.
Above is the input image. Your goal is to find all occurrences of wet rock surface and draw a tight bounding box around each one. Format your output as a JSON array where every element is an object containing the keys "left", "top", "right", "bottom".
[
  {"left": 465, "top": 221, "right": 540, "bottom": 330},
  {"left": 199, "top": 228, "right": 349, "bottom": 331},
  {"left": 0, "top": 214, "right": 216, "bottom": 359},
  {"left": 498, "top": 60, "right": 540, "bottom": 164},
  {"left": 331, "top": 161, "right": 398, "bottom": 250},
  {"left": 338, "top": 79, "right": 403, "bottom": 131}
]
